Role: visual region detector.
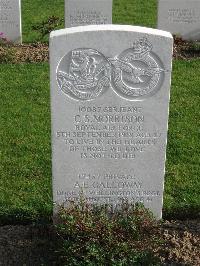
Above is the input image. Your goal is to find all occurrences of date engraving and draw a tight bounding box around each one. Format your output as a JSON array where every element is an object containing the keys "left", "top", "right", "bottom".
[
  {"left": 56, "top": 104, "right": 162, "bottom": 160},
  {"left": 56, "top": 172, "right": 161, "bottom": 205}
]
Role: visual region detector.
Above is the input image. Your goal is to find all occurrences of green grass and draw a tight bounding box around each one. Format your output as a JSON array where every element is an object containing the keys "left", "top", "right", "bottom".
[
  {"left": 22, "top": 0, "right": 64, "bottom": 43},
  {"left": 0, "top": 64, "right": 52, "bottom": 224},
  {"left": 164, "top": 59, "right": 200, "bottom": 219},
  {"left": 0, "top": 60, "right": 199, "bottom": 224},
  {"left": 21, "top": 0, "right": 157, "bottom": 43},
  {"left": 113, "top": 0, "right": 157, "bottom": 28}
]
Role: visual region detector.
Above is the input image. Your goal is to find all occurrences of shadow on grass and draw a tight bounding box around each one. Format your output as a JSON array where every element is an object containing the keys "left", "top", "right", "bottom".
[
  {"left": 164, "top": 206, "right": 200, "bottom": 220},
  {"left": 0, "top": 209, "right": 52, "bottom": 226},
  {"left": 0, "top": 224, "right": 60, "bottom": 265},
  {"left": 1, "top": 205, "right": 200, "bottom": 226}
]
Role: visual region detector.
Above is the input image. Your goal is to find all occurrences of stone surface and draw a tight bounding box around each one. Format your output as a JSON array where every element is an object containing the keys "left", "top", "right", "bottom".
[
  {"left": 50, "top": 25, "right": 173, "bottom": 219},
  {"left": 158, "top": 0, "right": 200, "bottom": 41},
  {"left": 65, "top": 0, "right": 112, "bottom": 27},
  {"left": 0, "top": 0, "right": 21, "bottom": 43}
]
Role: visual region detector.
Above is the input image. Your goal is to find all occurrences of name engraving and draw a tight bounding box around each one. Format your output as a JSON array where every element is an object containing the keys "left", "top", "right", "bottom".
[
  {"left": 0, "top": 0, "right": 19, "bottom": 30},
  {"left": 56, "top": 104, "right": 162, "bottom": 161},
  {"left": 168, "top": 8, "right": 200, "bottom": 24},
  {"left": 56, "top": 172, "right": 160, "bottom": 205},
  {"left": 70, "top": 10, "right": 108, "bottom": 26}
]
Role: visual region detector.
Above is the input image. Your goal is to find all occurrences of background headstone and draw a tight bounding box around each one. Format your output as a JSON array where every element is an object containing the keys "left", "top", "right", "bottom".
[
  {"left": 158, "top": 0, "right": 200, "bottom": 41},
  {"left": 0, "top": 0, "right": 22, "bottom": 43},
  {"left": 50, "top": 25, "right": 173, "bottom": 219},
  {"left": 65, "top": 0, "right": 112, "bottom": 27}
]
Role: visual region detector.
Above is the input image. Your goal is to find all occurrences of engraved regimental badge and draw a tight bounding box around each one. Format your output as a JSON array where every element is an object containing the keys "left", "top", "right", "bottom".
[{"left": 57, "top": 38, "right": 167, "bottom": 101}]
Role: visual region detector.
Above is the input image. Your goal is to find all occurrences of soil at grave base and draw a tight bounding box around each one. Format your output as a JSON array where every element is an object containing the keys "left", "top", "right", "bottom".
[
  {"left": 0, "top": 37, "right": 199, "bottom": 64},
  {"left": 0, "top": 220, "right": 199, "bottom": 266}
]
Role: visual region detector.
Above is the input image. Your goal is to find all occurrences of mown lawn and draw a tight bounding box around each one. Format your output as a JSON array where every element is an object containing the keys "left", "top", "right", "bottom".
[
  {"left": 0, "top": 60, "right": 199, "bottom": 224},
  {"left": 22, "top": 0, "right": 157, "bottom": 42},
  {"left": 165, "top": 60, "right": 200, "bottom": 218},
  {"left": 0, "top": 64, "right": 51, "bottom": 224},
  {"left": 22, "top": 0, "right": 64, "bottom": 43}
]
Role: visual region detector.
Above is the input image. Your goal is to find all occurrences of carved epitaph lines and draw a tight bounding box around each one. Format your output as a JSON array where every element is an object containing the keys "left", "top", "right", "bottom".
[
  {"left": 158, "top": 0, "right": 200, "bottom": 41},
  {"left": 50, "top": 25, "right": 173, "bottom": 219},
  {"left": 65, "top": 0, "right": 112, "bottom": 27},
  {"left": 0, "top": 0, "right": 22, "bottom": 43}
]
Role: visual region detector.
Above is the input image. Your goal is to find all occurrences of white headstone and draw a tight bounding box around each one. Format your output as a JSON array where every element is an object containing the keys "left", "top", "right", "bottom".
[
  {"left": 50, "top": 25, "right": 173, "bottom": 219},
  {"left": 65, "top": 0, "right": 112, "bottom": 27},
  {"left": 0, "top": 0, "right": 22, "bottom": 43},
  {"left": 158, "top": 0, "right": 200, "bottom": 41}
]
